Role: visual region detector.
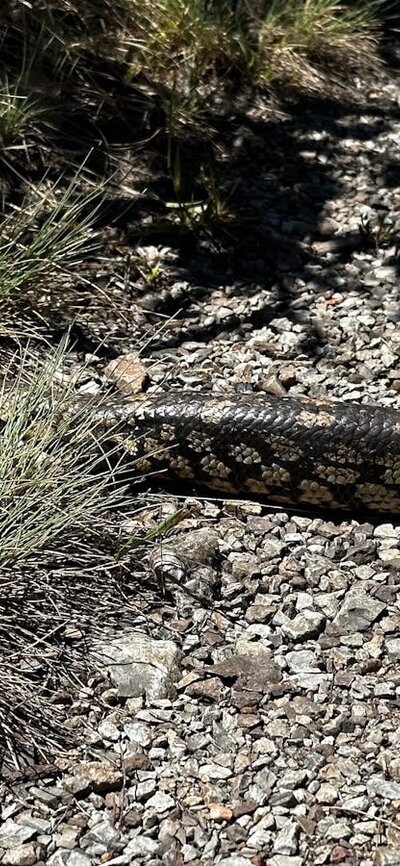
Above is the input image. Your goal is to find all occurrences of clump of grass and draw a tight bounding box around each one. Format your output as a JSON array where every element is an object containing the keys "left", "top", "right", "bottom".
[
  {"left": 0, "top": 168, "right": 101, "bottom": 300},
  {"left": 126, "top": 0, "right": 253, "bottom": 86},
  {"left": 123, "top": 0, "right": 384, "bottom": 112},
  {"left": 0, "top": 77, "right": 44, "bottom": 150},
  {"left": 0, "top": 1, "right": 387, "bottom": 129},
  {"left": 0, "top": 340, "right": 135, "bottom": 767},
  {"left": 257, "top": 0, "right": 383, "bottom": 91},
  {"left": 0, "top": 344, "right": 116, "bottom": 567}
]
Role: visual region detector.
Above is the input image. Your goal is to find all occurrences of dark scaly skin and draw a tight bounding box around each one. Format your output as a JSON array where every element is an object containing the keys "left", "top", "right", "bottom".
[{"left": 94, "top": 392, "right": 400, "bottom": 514}]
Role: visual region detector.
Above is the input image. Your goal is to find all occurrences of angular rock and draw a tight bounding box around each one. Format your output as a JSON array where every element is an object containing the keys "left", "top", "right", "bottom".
[
  {"left": 286, "top": 650, "right": 319, "bottom": 673},
  {"left": 91, "top": 632, "right": 182, "bottom": 699},
  {"left": 2, "top": 843, "right": 38, "bottom": 866},
  {"left": 333, "top": 590, "right": 385, "bottom": 633},
  {"left": 273, "top": 820, "right": 299, "bottom": 855},
  {"left": 123, "top": 836, "right": 161, "bottom": 857},
  {"left": 63, "top": 761, "right": 123, "bottom": 795},
  {"left": 185, "top": 677, "right": 226, "bottom": 702},
  {"left": 65, "top": 855, "right": 92, "bottom": 866},
  {"left": 369, "top": 776, "right": 400, "bottom": 801},
  {"left": 80, "top": 817, "right": 123, "bottom": 852},
  {"left": 386, "top": 638, "right": 400, "bottom": 659},
  {"left": 0, "top": 820, "right": 36, "bottom": 848},
  {"left": 103, "top": 354, "right": 148, "bottom": 396},
  {"left": 208, "top": 802, "right": 233, "bottom": 821},
  {"left": 281, "top": 610, "right": 325, "bottom": 641},
  {"left": 279, "top": 769, "right": 308, "bottom": 789},
  {"left": 145, "top": 791, "right": 175, "bottom": 813}
]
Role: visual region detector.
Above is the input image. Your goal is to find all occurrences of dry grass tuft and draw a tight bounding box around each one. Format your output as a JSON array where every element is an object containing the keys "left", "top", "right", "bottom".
[
  {"left": 0, "top": 2, "right": 387, "bottom": 130},
  {"left": 0, "top": 168, "right": 102, "bottom": 301},
  {"left": 122, "top": 0, "right": 385, "bottom": 108},
  {"left": 0, "top": 341, "right": 137, "bottom": 769},
  {"left": 257, "top": 0, "right": 383, "bottom": 93}
]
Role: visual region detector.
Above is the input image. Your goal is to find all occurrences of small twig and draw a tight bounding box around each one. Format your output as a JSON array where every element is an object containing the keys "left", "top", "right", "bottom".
[
  {"left": 326, "top": 804, "right": 400, "bottom": 832},
  {"left": 115, "top": 504, "right": 196, "bottom": 561}
]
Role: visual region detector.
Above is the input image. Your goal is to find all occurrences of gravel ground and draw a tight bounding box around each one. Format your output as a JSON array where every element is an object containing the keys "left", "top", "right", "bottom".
[{"left": 3, "top": 44, "right": 400, "bottom": 866}]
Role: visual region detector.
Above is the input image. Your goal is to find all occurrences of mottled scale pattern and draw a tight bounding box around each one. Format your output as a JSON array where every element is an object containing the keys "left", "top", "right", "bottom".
[{"left": 96, "top": 392, "right": 400, "bottom": 514}]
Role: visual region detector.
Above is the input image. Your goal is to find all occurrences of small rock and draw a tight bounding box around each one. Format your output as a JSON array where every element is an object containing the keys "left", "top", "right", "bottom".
[
  {"left": 123, "top": 807, "right": 142, "bottom": 829},
  {"left": 199, "top": 763, "right": 232, "bottom": 782},
  {"left": 135, "top": 778, "right": 157, "bottom": 800},
  {"left": 341, "top": 795, "right": 368, "bottom": 811},
  {"left": 247, "top": 828, "right": 273, "bottom": 849},
  {"left": 65, "top": 855, "right": 92, "bottom": 866},
  {"left": 48, "top": 854, "right": 70, "bottom": 866},
  {"left": 80, "top": 817, "right": 123, "bottom": 852},
  {"left": 91, "top": 633, "right": 182, "bottom": 699},
  {"left": 273, "top": 820, "right": 299, "bottom": 855},
  {"left": 292, "top": 672, "right": 331, "bottom": 691},
  {"left": 145, "top": 791, "right": 175, "bottom": 813},
  {"left": 386, "top": 638, "right": 400, "bottom": 659},
  {"left": 231, "top": 800, "right": 257, "bottom": 818},
  {"left": 374, "top": 266, "right": 397, "bottom": 282},
  {"left": 286, "top": 650, "right": 319, "bottom": 673},
  {"left": 246, "top": 603, "right": 275, "bottom": 623},
  {"left": 54, "top": 826, "right": 82, "bottom": 850},
  {"left": 181, "top": 843, "right": 199, "bottom": 861},
  {"left": 124, "top": 750, "right": 151, "bottom": 773},
  {"left": 369, "top": 776, "right": 400, "bottom": 801},
  {"left": 64, "top": 761, "right": 123, "bottom": 795},
  {"left": 330, "top": 845, "right": 352, "bottom": 863},
  {"left": 185, "top": 677, "right": 226, "bottom": 702},
  {"left": 29, "top": 787, "right": 62, "bottom": 808},
  {"left": 2, "top": 843, "right": 38, "bottom": 866},
  {"left": 0, "top": 820, "right": 35, "bottom": 848},
  {"left": 279, "top": 770, "right": 308, "bottom": 789},
  {"left": 124, "top": 721, "right": 152, "bottom": 746},
  {"left": 103, "top": 354, "right": 148, "bottom": 396},
  {"left": 231, "top": 553, "right": 261, "bottom": 579},
  {"left": 16, "top": 814, "right": 50, "bottom": 834},
  {"left": 324, "top": 821, "right": 352, "bottom": 841},
  {"left": 281, "top": 610, "right": 325, "bottom": 641},
  {"left": 208, "top": 802, "right": 233, "bottom": 821},
  {"left": 316, "top": 783, "right": 339, "bottom": 805},
  {"left": 333, "top": 590, "right": 385, "bottom": 633},
  {"left": 98, "top": 720, "right": 120, "bottom": 742},
  {"left": 123, "top": 836, "right": 161, "bottom": 857},
  {"left": 374, "top": 524, "right": 397, "bottom": 538}
]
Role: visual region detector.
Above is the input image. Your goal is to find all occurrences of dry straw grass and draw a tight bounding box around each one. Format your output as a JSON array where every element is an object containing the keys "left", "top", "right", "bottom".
[
  {"left": 0, "top": 169, "right": 101, "bottom": 301},
  {"left": 114, "top": 0, "right": 387, "bottom": 118},
  {"left": 0, "top": 2, "right": 387, "bottom": 127},
  {"left": 0, "top": 342, "right": 137, "bottom": 769}
]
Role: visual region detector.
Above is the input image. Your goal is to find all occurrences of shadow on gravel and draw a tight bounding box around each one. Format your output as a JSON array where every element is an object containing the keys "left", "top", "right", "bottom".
[
  {"left": 118, "top": 81, "right": 400, "bottom": 357},
  {"left": 1, "top": 9, "right": 400, "bottom": 359}
]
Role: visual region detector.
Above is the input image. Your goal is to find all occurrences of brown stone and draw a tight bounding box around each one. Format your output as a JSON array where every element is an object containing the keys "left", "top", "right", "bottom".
[
  {"left": 67, "top": 760, "right": 123, "bottom": 794},
  {"left": 185, "top": 677, "right": 225, "bottom": 702},
  {"left": 124, "top": 752, "right": 151, "bottom": 773},
  {"left": 208, "top": 802, "right": 233, "bottom": 821},
  {"left": 231, "top": 800, "right": 258, "bottom": 818},
  {"left": 104, "top": 354, "right": 148, "bottom": 395},
  {"left": 330, "top": 845, "right": 352, "bottom": 863}
]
